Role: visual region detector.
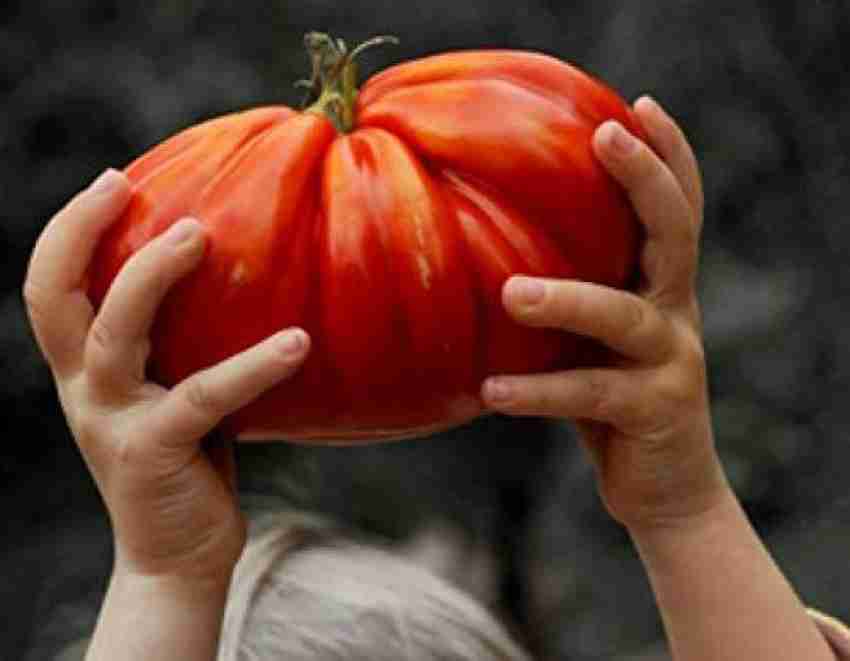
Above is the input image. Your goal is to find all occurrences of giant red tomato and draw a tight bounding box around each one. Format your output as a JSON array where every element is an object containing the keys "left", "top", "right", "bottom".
[{"left": 87, "top": 34, "right": 645, "bottom": 444}]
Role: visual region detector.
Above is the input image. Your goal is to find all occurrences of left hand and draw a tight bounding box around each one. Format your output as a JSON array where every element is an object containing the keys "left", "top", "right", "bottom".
[{"left": 481, "top": 96, "right": 728, "bottom": 531}]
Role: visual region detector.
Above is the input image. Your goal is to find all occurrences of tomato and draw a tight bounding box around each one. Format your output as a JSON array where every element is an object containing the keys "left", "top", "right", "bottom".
[{"left": 87, "top": 33, "right": 645, "bottom": 444}]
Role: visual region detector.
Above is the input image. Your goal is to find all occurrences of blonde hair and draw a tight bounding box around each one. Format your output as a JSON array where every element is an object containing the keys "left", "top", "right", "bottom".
[{"left": 218, "top": 510, "right": 531, "bottom": 661}]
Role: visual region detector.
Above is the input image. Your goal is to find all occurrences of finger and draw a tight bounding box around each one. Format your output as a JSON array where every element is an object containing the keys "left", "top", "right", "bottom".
[
  {"left": 482, "top": 368, "right": 646, "bottom": 429},
  {"left": 85, "top": 218, "right": 206, "bottom": 395},
  {"left": 503, "top": 276, "right": 675, "bottom": 364},
  {"left": 23, "top": 169, "right": 132, "bottom": 375},
  {"left": 633, "top": 96, "right": 704, "bottom": 222},
  {"left": 28, "top": 169, "right": 132, "bottom": 293},
  {"left": 148, "top": 328, "right": 310, "bottom": 447},
  {"left": 592, "top": 120, "right": 698, "bottom": 307}
]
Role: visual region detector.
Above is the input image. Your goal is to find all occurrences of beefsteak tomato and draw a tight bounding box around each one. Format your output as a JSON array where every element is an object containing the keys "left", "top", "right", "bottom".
[{"left": 87, "top": 33, "right": 645, "bottom": 444}]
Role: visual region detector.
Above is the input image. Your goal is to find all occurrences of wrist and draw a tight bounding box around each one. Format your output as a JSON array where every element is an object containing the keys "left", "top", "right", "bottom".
[
  {"left": 110, "top": 512, "right": 247, "bottom": 589},
  {"left": 110, "top": 559, "right": 236, "bottom": 605},
  {"left": 626, "top": 483, "right": 741, "bottom": 555},
  {"left": 86, "top": 562, "right": 234, "bottom": 661},
  {"left": 624, "top": 483, "right": 838, "bottom": 661},
  {"left": 612, "top": 437, "right": 733, "bottom": 534}
]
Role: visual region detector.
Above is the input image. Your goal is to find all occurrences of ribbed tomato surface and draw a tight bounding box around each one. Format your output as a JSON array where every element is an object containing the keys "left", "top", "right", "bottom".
[{"left": 87, "top": 49, "right": 644, "bottom": 443}]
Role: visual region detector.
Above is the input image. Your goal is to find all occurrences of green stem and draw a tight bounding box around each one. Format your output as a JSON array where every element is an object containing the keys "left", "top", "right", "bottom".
[{"left": 299, "top": 32, "right": 399, "bottom": 133}]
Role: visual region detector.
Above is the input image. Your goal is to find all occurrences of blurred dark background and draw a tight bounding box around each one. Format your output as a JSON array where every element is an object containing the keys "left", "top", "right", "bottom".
[{"left": 2, "top": 1, "right": 850, "bottom": 659}]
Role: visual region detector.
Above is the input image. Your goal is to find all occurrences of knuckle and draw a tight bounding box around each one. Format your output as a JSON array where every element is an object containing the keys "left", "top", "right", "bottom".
[
  {"left": 103, "top": 424, "right": 150, "bottom": 470},
  {"left": 182, "top": 374, "right": 224, "bottom": 419},
  {"left": 661, "top": 278, "right": 698, "bottom": 316},
  {"left": 531, "top": 385, "right": 557, "bottom": 414},
  {"left": 22, "top": 278, "right": 50, "bottom": 324},
  {"left": 680, "top": 217, "right": 701, "bottom": 250},
  {"left": 73, "top": 409, "right": 102, "bottom": 446},
  {"left": 560, "top": 285, "right": 585, "bottom": 327},
  {"left": 70, "top": 400, "right": 124, "bottom": 462},
  {"left": 563, "top": 283, "right": 606, "bottom": 335},
  {"left": 112, "top": 434, "right": 138, "bottom": 466},
  {"left": 678, "top": 328, "right": 707, "bottom": 377},
  {"left": 582, "top": 372, "right": 614, "bottom": 420},
  {"left": 647, "top": 160, "right": 674, "bottom": 199},
  {"left": 618, "top": 293, "right": 673, "bottom": 362},
  {"left": 137, "top": 259, "right": 167, "bottom": 292},
  {"left": 632, "top": 145, "right": 666, "bottom": 187},
  {"left": 84, "top": 317, "right": 118, "bottom": 373},
  {"left": 88, "top": 316, "right": 115, "bottom": 354},
  {"left": 125, "top": 253, "right": 171, "bottom": 299},
  {"left": 667, "top": 121, "right": 690, "bottom": 162},
  {"left": 649, "top": 236, "right": 699, "bottom": 307},
  {"left": 638, "top": 332, "right": 708, "bottom": 438},
  {"left": 656, "top": 371, "right": 691, "bottom": 413},
  {"left": 657, "top": 340, "right": 706, "bottom": 412},
  {"left": 621, "top": 293, "right": 648, "bottom": 337}
]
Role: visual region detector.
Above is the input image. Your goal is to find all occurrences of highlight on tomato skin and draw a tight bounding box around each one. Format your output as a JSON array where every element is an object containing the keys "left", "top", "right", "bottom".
[{"left": 86, "top": 34, "right": 644, "bottom": 445}]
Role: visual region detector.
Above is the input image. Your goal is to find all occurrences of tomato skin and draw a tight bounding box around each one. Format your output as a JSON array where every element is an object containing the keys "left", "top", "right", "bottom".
[{"left": 87, "top": 50, "right": 644, "bottom": 444}]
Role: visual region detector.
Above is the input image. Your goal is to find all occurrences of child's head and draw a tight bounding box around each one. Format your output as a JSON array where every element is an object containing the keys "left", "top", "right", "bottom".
[{"left": 218, "top": 510, "right": 531, "bottom": 661}]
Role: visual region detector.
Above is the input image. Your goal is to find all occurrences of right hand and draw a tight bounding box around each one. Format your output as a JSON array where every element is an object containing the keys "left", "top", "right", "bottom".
[{"left": 23, "top": 169, "right": 311, "bottom": 585}]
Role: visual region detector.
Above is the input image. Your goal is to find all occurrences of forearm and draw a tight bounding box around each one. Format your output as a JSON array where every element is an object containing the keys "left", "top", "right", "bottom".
[
  {"left": 630, "top": 488, "right": 836, "bottom": 661},
  {"left": 85, "top": 568, "right": 232, "bottom": 661}
]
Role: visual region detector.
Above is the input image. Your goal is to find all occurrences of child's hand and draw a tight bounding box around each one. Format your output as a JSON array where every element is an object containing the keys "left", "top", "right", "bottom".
[
  {"left": 482, "top": 97, "right": 726, "bottom": 531},
  {"left": 23, "top": 170, "right": 311, "bottom": 584}
]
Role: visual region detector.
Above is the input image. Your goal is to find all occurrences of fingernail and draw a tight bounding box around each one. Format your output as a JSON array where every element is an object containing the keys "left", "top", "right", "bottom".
[
  {"left": 484, "top": 378, "right": 512, "bottom": 403},
  {"left": 605, "top": 121, "right": 638, "bottom": 156},
  {"left": 506, "top": 276, "right": 545, "bottom": 306},
  {"left": 277, "top": 329, "right": 307, "bottom": 357},
  {"left": 165, "top": 218, "right": 201, "bottom": 245},
  {"left": 637, "top": 94, "right": 660, "bottom": 113},
  {"left": 89, "top": 168, "right": 123, "bottom": 194}
]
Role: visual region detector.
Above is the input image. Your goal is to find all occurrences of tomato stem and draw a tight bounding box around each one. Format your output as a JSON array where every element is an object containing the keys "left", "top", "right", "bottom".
[{"left": 299, "top": 32, "right": 399, "bottom": 133}]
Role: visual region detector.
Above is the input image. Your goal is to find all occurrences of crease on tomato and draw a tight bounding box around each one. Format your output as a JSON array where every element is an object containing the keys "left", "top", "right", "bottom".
[
  {"left": 358, "top": 76, "right": 599, "bottom": 185},
  {"left": 440, "top": 171, "right": 569, "bottom": 376},
  {"left": 320, "top": 128, "right": 481, "bottom": 414},
  {"left": 147, "top": 112, "right": 335, "bottom": 401},
  {"left": 194, "top": 112, "right": 334, "bottom": 300},
  {"left": 318, "top": 131, "right": 408, "bottom": 414},
  {"left": 357, "top": 49, "right": 556, "bottom": 106},
  {"left": 191, "top": 109, "right": 302, "bottom": 215},
  {"left": 443, "top": 171, "right": 577, "bottom": 278}
]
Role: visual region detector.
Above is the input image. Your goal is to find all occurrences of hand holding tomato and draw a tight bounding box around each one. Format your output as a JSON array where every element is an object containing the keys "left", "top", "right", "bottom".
[
  {"left": 23, "top": 171, "right": 310, "bottom": 584},
  {"left": 483, "top": 97, "right": 728, "bottom": 531}
]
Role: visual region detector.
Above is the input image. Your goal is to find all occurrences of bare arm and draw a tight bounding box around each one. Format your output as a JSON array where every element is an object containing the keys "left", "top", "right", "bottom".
[
  {"left": 632, "top": 488, "right": 835, "bottom": 660},
  {"left": 86, "top": 571, "right": 230, "bottom": 661}
]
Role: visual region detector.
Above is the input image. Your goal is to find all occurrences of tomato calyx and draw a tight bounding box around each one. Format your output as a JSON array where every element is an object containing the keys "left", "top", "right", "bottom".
[{"left": 298, "top": 32, "right": 399, "bottom": 133}]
